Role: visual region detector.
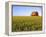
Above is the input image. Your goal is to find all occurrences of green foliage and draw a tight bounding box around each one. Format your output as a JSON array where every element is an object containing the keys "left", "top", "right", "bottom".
[{"left": 12, "top": 16, "right": 42, "bottom": 32}]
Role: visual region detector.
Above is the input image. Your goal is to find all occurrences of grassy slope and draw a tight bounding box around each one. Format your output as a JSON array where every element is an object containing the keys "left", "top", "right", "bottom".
[{"left": 12, "top": 16, "right": 42, "bottom": 32}]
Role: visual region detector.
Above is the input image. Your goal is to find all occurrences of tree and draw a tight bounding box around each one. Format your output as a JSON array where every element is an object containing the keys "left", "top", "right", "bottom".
[{"left": 31, "top": 11, "right": 39, "bottom": 16}]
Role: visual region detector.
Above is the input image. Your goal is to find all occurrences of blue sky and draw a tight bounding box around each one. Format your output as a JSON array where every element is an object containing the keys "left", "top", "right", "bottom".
[{"left": 12, "top": 5, "right": 42, "bottom": 16}]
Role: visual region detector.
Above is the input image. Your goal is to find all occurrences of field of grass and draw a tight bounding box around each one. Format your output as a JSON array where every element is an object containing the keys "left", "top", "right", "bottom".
[{"left": 12, "top": 16, "right": 42, "bottom": 32}]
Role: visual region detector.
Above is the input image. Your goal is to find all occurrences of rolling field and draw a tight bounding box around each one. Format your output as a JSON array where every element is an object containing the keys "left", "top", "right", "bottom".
[{"left": 12, "top": 16, "right": 42, "bottom": 32}]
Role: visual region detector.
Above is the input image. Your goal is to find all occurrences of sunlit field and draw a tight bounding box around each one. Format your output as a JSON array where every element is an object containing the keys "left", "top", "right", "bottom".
[{"left": 12, "top": 16, "right": 42, "bottom": 32}]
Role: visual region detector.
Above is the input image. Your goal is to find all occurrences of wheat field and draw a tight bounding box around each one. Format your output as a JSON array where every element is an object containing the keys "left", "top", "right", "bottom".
[{"left": 12, "top": 16, "right": 42, "bottom": 32}]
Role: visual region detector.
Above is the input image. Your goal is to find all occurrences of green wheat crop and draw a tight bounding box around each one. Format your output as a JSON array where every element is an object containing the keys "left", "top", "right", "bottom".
[{"left": 12, "top": 16, "right": 42, "bottom": 32}]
